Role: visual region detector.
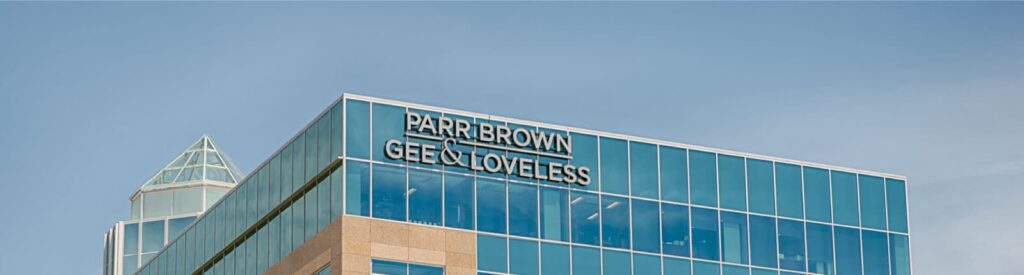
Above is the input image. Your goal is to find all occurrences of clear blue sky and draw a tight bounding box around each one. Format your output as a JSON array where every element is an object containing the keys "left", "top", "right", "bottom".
[{"left": 1, "top": 2, "right": 1022, "bottom": 274}]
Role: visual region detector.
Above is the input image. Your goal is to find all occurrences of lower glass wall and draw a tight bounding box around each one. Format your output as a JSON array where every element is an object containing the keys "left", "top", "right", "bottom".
[{"left": 373, "top": 259, "right": 444, "bottom": 275}]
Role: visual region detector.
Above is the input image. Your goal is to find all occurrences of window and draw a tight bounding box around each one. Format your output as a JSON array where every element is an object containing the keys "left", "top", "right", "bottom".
[
  {"left": 753, "top": 268, "right": 778, "bottom": 275},
  {"left": 570, "top": 191, "right": 600, "bottom": 246},
  {"left": 630, "top": 141, "right": 659, "bottom": 199},
  {"left": 862, "top": 230, "right": 890, "bottom": 275},
  {"left": 540, "top": 187, "right": 568, "bottom": 242},
  {"left": 477, "top": 178, "right": 507, "bottom": 234},
  {"left": 664, "top": 257, "right": 692, "bottom": 275},
  {"left": 601, "top": 195, "right": 630, "bottom": 249},
  {"left": 724, "top": 265, "right": 750, "bottom": 275},
  {"left": 778, "top": 219, "right": 806, "bottom": 272},
  {"left": 886, "top": 179, "right": 909, "bottom": 233},
  {"left": 305, "top": 125, "right": 319, "bottom": 180},
  {"left": 721, "top": 211, "right": 748, "bottom": 264},
  {"left": 372, "top": 164, "right": 408, "bottom": 221},
  {"left": 444, "top": 173, "right": 474, "bottom": 230},
  {"left": 372, "top": 103, "right": 406, "bottom": 163},
  {"left": 748, "top": 159, "right": 775, "bottom": 215},
  {"left": 541, "top": 242, "right": 569, "bottom": 274},
  {"left": 831, "top": 171, "right": 859, "bottom": 226},
  {"left": 750, "top": 215, "right": 778, "bottom": 268},
  {"left": 345, "top": 161, "right": 370, "bottom": 216},
  {"left": 660, "top": 146, "right": 688, "bottom": 203},
  {"left": 304, "top": 183, "right": 318, "bottom": 239},
  {"left": 776, "top": 163, "right": 804, "bottom": 219},
  {"left": 859, "top": 175, "right": 888, "bottom": 230},
  {"left": 835, "top": 226, "right": 862, "bottom": 275},
  {"left": 330, "top": 101, "right": 343, "bottom": 161},
  {"left": 719, "top": 154, "right": 746, "bottom": 211},
  {"left": 372, "top": 259, "right": 444, "bottom": 275},
  {"left": 572, "top": 246, "right": 600, "bottom": 275},
  {"left": 508, "top": 183, "right": 539, "bottom": 238},
  {"left": 600, "top": 137, "right": 629, "bottom": 195},
  {"left": 632, "top": 199, "right": 660, "bottom": 253},
  {"left": 173, "top": 188, "right": 202, "bottom": 215},
  {"left": 408, "top": 169, "right": 442, "bottom": 226},
  {"left": 316, "top": 265, "right": 331, "bottom": 275},
  {"left": 694, "top": 261, "right": 721, "bottom": 275},
  {"left": 123, "top": 223, "right": 139, "bottom": 255},
  {"left": 345, "top": 99, "right": 370, "bottom": 159},
  {"left": 633, "top": 253, "right": 661, "bottom": 275},
  {"left": 570, "top": 133, "right": 599, "bottom": 191},
  {"left": 690, "top": 150, "right": 717, "bottom": 207},
  {"left": 692, "top": 207, "right": 719, "bottom": 261},
  {"left": 477, "top": 235, "right": 507, "bottom": 273},
  {"left": 602, "top": 249, "right": 631, "bottom": 275},
  {"left": 662, "top": 203, "right": 690, "bottom": 257},
  {"left": 509, "top": 239, "right": 539, "bottom": 275},
  {"left": 143, "top": 191, "right": 172, "bottom": 218},
  {"left": 330, "top": 168, "right": 343, "bottom": 219},
  {"left": 167, "top": 217, "right": 195, "bottom": 240},
  {"left": 141, "top": 220, "right": 164, "bottom": 253},
  {"left": 804, "top": 167, "right": 831, "bottom": 222},
  {"left": 889, "top": 234, "right": 911, "bottom": 275},
  {"left": 807, "top": 223, "right": 834, "bottom": 274}
]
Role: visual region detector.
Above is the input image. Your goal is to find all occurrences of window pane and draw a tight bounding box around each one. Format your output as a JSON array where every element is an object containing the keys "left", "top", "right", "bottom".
[
  {"left": 317, "top": 176, "right": 331, "bottom": 230},
  {"left": 305, "top": 184, "right": 318, "bottom": 239},
  {"left": 753, "top": 268, "right": 778, "bottom": 275},
  {"left": 748, "top": 159, "right": 775, "bottom": 215},
  {"left": 477, "top": 178, "right": 507, "bottom": 234},
  {"left": 509, "top": 183, "right": 539, "bottom": 238},
  {"left": 831, "top": 171, "right": 859, "bottom": 226},
  {"left": 600, "top": 137, "right": 628, "bottom": 195},
  {"left": 804, "top": 167, "right": 831, "bottom": 222},
  {"left": 776, "top": 163, "right": 803, "bottom": 219},
  {"left": 372, "top": 259, "right": 407, "bottom": 275},
  {"left": 835, "top": 227, "right": 862, "bottom": 275},
  {"left": 540, "top": 187, "right": 568, "bottom": 242},
  {"left": 634, "top": 253, "right": 661, "bottom": 275},
  {"left": 345, "top": 99, "right": 370, "bottom": 159},
  {"left": 601, "top": 195, "right": 630, "bottom": 249},
  {"left": 294, "top": 133, "right": 306, "bottom": 194},
  {"left": 509, "top": 239, "right": 539, "bottom": 275},
  {"left": 886, "top": 179, "right": 909, "bottom": 233},
  {"left": 305, "top": 125, "right": 319, "bottom": 181},
  {"left": 602, "top": 249, "right": 631, "bottom": 275},
  {"left": 372, "top": 103, "right": 405, "bottom": 163},
  {"left": 778, "top": 219, "right": 806, "bottom": 272},
  {"left": 859, "top": 175, "right": 887, "bottom": 230},
  {"left": 690, "top": 151, "right": 717, "bottom": 207},
  {"left": 173, "top": 188, "right": 203, "bottom": 215},
  {"left": 258, "top": 167, "right": 269, "bottom": 217},
  {"left": 123, "top": 223, "right": 139, "bottom": 254},
  {"left": 692, "top": 207, "right": 719, "bottom": 261},
  {"left": 167, "top": 217, "right": 195, "bottom": 240},
  {"left": 750, "top": 215, "right": 778, "bottom": 268},
  {"left": 807, "top": 223, "right": 835, "bottom": 274},
  {"left": 345, "top": 161, "right": 370, "bottom": 216},
  {"left": 282, "top": 142, "right": 294, "bottom": 196},
  {"left": 541, "top": 242, "right": 570, "bottom": 275},
  {"left": 318, "top": 113, "right": 331, "bottom": 168},
  {"left": 572, "top": 246, "right": 600, "bottom": 275},
  {"left": 662, "top": 203, "right": 690, "bottom": 257},
  {"left": 131, "top": 199, "right": 142, "bottom": 220},
  {"left": 630, "top": 141, "right": 658, "bottom": 199},
  {"left": 409, "top": 263, "right": 444, "bottom": 275},
  {"left": 694, "top": 261, "right": 721, "bottom": 275},
  {"left": 123, "top": 255, "right": 138, "bottom": 274},
  {"left": 632, "top": 199, "right": 660, "bottom": 253},
  {"left": 570, "top": 191, "right": 600, "bottom": 246},
  {"left": 444, "top": 173, "right": 474, "bottom": 230},
  {"left": 721, "top": 211, "right": 749, "bottom": 264},
  {"left": 724, "top": 265, "right": 750, "bottom": 275},
  {"left": 141, "top": 220, "right": 164, "bottom": 253},
  {"left": 477, "top": 234, "right": 507, "bottom": 273},
  {"left": 330, "top": 101, "right": 344, "bottom": 162},
  {"left": 409, "top": 169, "right": 442, "bottom": 226},
  {"left": 331, "top": 168, "right": 343, "bottom": 219},
  {"left": 664, "top": 257, "right": 692, "bottom": 275},
  {"left": 889, "top": 234, "right": 911, "bottom": 275},
  {"left": 660, "top": 146, "right": 688, "bottom": 203},
  {"left": 570, "top": 133, "right": 599, "bottom": 191},
  {"left": 719, "top": 155, "right": 746, "bottom": 211},
  {"left": 143, "top": 191, "right": 172, "bottom": 218},
  {"left": 862, "top": 230, "right": 890, "bottom": 275},
  {"left": 293, "top": 195, "right": 305, "bottom": 246}
]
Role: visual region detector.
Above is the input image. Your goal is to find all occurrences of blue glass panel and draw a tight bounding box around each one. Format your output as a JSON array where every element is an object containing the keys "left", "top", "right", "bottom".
[
  {"left": 724, "top": 265, "right": 750, "bottom": 275},
  {"left": 345, "top": 160, "right": 370, "bottom": 216},
  {"left": 776, "top": 163, "right": 804, "bottom": 219},
  {"left": 509, "top": 183, "right": 539, "bottom": 238},
  {"left": 409, "top": 169, "right": 442, "bottom": 226},
  {"left": 168, "top": 217, "right": 195, "bottom": 240},
  {"left": 862, "top": 230, "right": 890, "bottom": 275},
  {"left": 570, "top": 133, "right": 599, "bottom": 191},
  {"left": 445, "top": 173, "right": 474, "bottom": 230},
  {"left": 306, "top": 125, "right": 319, "bottom": 180},
  {"left": 721, "top": 211, "right": 748, "bottom": 264},
  {"left": 142, "top": 220, "right": 164, "bottom": 253},
  {"left": 601, "top": 195, "right": 630, "bottom": 249},
  {"left": 477, "top": 178, "right": 507, "bottom": 234},
  {"left": 330, "top": 167, "right": 343, "bottom": 220},
  {"left": 634, "top": 253, "right": 662, "bottom": 275},
  {"left": 372, "top": 103, "right": 406, "bottom": 163},
  {"left": 886, "top": 179, "right": 909, "bottom": 233},
  {"left": 571, "top": 191, "right": 600, "bottom": 246},
  {"left": 804, "top": 167, "right": 832, "bottom": 222},
  {"left": 572, "top": 246, "right": 601, "bottom": 275},
  {"left": 305, "top": 184, "right": 318, "bottom": 239},
  {"left": 889, "top": 234, "right": 911, "bottom": 275},
  {"left": 749, "top": 215, "right": 778, "bottom": 268},
  {"left": 602, "top": 249, "right": 631, "bottom": 275},
  {"left": 123, "top": 223, "right": 139, "bottom": 254},
  {"left": 835, "top": 226, "right": 862, "bottom": 275},
  {"left": 478, "top": 235, "right": 507, "bottom": 273},
  {"left": 694, "top": 261, "right": 721, "bottom": 275},
  {"left": 807, "top": 223, "right": 835, "bottom": 274},
  {"left": 692, "top": 207, "right": 719, "bottom": 261},
  {"left": 662, "top": 203, "right": 690, "bottom": 257},
  {"left": 719, "top": 155, "right": 746, "bottom": 211},
  {"left": 600, "top": 137, "right": 629, "bottom": 195},
  {"left": 630, "top": 141, "right": 659, "bottom": 199},
  {"left": 745, "top": 158, "right": 774, "bottom": 213},
  {"left": 409, "top": 264, "right": 444, "bottom": 275},
  {"left": 372, "top": 259, "right": 407, "bottom": 275},
  {"left": 778, "top": 219, "right": 806, "bottom": 272},
  {"left": 752, "top": 268, "right": 778, "bottom": 275},
  {"left": 690, "top": 150, "right": 717, "bottom": 207},
  {"left": 859, "top": 175, "right": 887, "bottom": 230},
  {"left": 345, "top": 100, "right": 370, "bottom": 159},
  {"left": 122, "top": 255, "right": 137, "bottom": 274},
  {"left": 660, "top": 146, "right": 688, "bottom": 203},
  {"left": 509, "top": 239, "right": 539, "bottom": 275},
  {"left": 632, "top": 199, "right": 661, "bottom": 253},
  {"left": 831, "top": 171, "right": 859, "bottom": 226},
  {"left": 372, "top": 164, "right": 406, "bottom": 221},
  {"left": 540, "top": 187, "right": 569, "bottom": 242},
  {"left": 664, "top": 257, "right": 692, "bottom": 275},
  {"left": 541, "top": 242, "right": 570, "bottom": 275},
  {"left": 330, "top": 101, "right": 343, "bottom": 161}
]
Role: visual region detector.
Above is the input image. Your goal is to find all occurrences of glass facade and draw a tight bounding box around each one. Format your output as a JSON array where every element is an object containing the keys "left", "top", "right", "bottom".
[{"left": 134, "top": 94, "right": 911, "bottom": 275}]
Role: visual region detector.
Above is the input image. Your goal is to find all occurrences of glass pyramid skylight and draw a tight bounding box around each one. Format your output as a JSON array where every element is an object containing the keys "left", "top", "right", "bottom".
[{"left": 140, "top": 135, "right": 244, "bottom": 188}]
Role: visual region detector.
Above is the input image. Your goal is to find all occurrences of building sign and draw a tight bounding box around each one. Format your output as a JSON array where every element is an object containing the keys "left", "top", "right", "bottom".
[{"left": 383, "top": 111, "right": 592, "bottom": 186}]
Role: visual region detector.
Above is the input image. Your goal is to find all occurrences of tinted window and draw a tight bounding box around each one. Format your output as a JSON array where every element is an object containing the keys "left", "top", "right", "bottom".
[
  {"left": 630, "top": 141, "right": 659, "bottom": 199},
  {"left": 807, "top": 223, "right": 835, "bottom": 274},
  {"left": 371, "top": 103, "right": 405, "bottom": 163},
  {"left": 776, "top": 163, "right": 804, "bottom": 219},
  {"left": 601, "top": 195, "right": 630, "bottom": 249},
  {"left": 863, "top": 230, "right": 890, "bottom": 275},
  {"left": 371, "top": 164, "right": 406, "bottom": 221},
  {"left": 750, "top": 215, "right": 778, "bottom": 268},
  {"left": 602, "top": 249, "right": 631, "bottom": 275},
  {"left": 509, "top": 239, "right": 539, "bottom": 275},
  {"left": 632, "top": 199, "right": 660, "bottom": 253},
  {"left": 778, "top": 219, "right": 806, "bottom": 272},
  {"left": 662, "top": 203, "right": 690, "bottom": 257},
  {"left": 721, "top": 211, "right": 749, "bottom": 264},
  {"left": 835, "top": 226, "right": 862, "bottom": 275},
  {"left": 570, "top": 133, "right": 599, "bottom": 191},
  {"left": 690, "top": 151, "right": 718, "bottom": 207},
  {"left": 886, "top": 179, "right": 909, "bottom": 233},
  {"left": 477, "top": 178, "right": 507, "bottom": 234},
  {"left": 804, "top": 167, "right": 831, "bottom": 222},
  {"left": 719, "top": 155, "right": 746, "bottom": 211},
  {"left": 345, "top": 100, "right": 370, "bottom": 159},
  {"left": 509, "top": 183, "right": 539, "bottom": 238},
  {"left": 859, "top": 175, "right": 888, "bottom": 230},
  {"left": 600, "top": 137, "right": 629, "bottom": 195},
  {"left": 345, "top": 160, "right": 370, "bottom": 216},
  {"left": 477, "top": 234, "right": 507, "bottom": 273},
  {"left": 748, "top": 159, "right": 775, "bottom": 215},
  {"left": 444, "top": 173, "right": 474, "bottom": 230},
  {"left": 572, "top": 246, "right": 600, "bottom": 275},
  {"left": 660, "top": 146, "right": 688, "bottom": 203},
  {"left": 409, "top": 169, "right": 442, "bottom": 226},
  {"left": 571, "top": 191, "right": 600, "bottom": 246},
  {"left": 541, "top": 242, "right": 570, "bottom": 275},
  {"left": 540, "top": 187, "right": 569, "bottom": 242},
  {"left": 692, "top": 207, "right": 719, "bottom": 261},
  {"left": 889, "top": 234, "right": 911, "bottom": 275},
  {"left": 831, "top": 171, "right": 859, "bottom": 226},
  {"left": 664, "top": 257, "right": 692, "bottom": 275}
]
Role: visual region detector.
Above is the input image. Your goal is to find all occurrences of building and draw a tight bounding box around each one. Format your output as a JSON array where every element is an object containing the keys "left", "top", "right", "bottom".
[
  {"left": 131, "top": 94, "right": 912, "bottom": 275},
  {"left": 103, "top": 136, "right": 245, "bottom": 275}
]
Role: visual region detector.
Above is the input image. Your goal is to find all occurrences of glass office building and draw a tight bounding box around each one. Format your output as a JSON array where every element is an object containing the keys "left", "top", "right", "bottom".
[{"left": 132, "top": 94, "right": 911, "bottom": 275}]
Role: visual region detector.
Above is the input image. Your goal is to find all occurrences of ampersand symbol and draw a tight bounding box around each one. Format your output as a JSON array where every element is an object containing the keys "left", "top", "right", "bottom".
[{"left": 440, "top": 138, "right": 465, "bottom": 166}]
